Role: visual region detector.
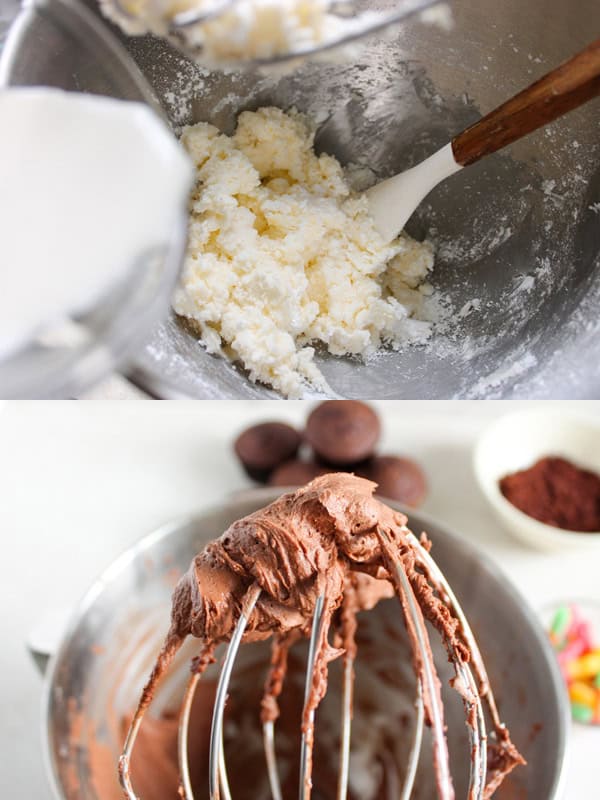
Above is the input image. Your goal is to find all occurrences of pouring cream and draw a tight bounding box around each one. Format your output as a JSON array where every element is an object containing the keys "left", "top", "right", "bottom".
[{"left": 0, "top": 87, "right": 192, "bottom": 358}]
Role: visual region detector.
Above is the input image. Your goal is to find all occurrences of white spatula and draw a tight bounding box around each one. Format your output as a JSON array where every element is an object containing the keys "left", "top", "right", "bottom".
[{"left": 366, "top": 38, "right": 600, "bottom": 242}]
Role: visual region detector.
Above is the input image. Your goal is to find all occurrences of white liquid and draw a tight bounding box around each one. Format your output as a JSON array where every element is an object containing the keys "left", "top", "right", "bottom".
[{"left": 0, "top": 87, "right": 193, "bottom": 358}]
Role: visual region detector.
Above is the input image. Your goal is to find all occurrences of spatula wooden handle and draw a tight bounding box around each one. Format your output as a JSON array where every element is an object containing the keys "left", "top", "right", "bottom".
[{"left": 452, "top": 38, "right": 600, "bottom": 166}]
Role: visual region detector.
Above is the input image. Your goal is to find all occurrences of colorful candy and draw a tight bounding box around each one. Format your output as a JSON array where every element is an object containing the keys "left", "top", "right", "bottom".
[
  {"left": 548, "top": 604, "right": 600, "bottom": 725},
  {"left": 566, "top": 651, "right": 600, "bottom": 681},
  {"left": 569, "top": 681, "right": 597, "bottom": 708},
  {"left": 557, "top": 637, "right": 587, "bottom": 667},
  {"left": 550, "top": 605, "right": 571, "bottom": 642},
  {"left": 571, "top": 702, "right": 594, "bottom": 724}
]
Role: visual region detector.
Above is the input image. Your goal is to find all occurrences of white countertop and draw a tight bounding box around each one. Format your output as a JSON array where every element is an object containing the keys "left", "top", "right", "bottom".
[{"left": 1, "top": 400, "right": 599, "bottom": 799}]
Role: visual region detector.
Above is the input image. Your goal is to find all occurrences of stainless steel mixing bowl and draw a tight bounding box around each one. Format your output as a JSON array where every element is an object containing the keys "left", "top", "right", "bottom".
[
  {"left": 2, "top": 0, "right": 599, "bottom": 398},
  {"left": 40, "top": 489, "right": 568, "bottom": 799}
]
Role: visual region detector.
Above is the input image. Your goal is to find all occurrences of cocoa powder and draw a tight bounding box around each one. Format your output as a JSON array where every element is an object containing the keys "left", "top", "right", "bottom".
[{"left": 499, "top": 457, "right": 600, "bottom": 532}]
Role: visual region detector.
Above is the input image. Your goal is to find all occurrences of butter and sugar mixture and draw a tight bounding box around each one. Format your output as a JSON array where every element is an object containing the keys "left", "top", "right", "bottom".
[{"left": 173, "top": 107, "right": 434, "bottom": 397}]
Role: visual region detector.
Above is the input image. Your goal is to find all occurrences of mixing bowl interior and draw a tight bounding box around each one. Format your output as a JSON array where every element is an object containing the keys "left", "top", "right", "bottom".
[
  {"left": 3, "top": 0, "right": 599, "bottom": 398},
  {"left": 123, "top": 0, "right": 600, "bottom": 399},
  {"left": 44, "top": 493, "right": 567, "bottom": 799}
]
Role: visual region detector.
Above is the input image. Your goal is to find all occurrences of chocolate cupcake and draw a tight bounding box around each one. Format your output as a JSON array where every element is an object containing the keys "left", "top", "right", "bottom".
[
  {"left": 305, "top": 401, "right": 380, "bottom": 466},
  {"left": 234, "top": 422, "right": 302, "bottom": 482},
  {"left": 362, "top": 455, "right": 427, "bottom": 507}
]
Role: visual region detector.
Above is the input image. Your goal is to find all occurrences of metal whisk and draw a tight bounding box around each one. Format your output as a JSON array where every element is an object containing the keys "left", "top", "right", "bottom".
[
  {"left": 118, "top": 523, "right": 521, "bottom": 800},
  {"left": 103, "top": 0, "right": 446, "bottom": 67}
]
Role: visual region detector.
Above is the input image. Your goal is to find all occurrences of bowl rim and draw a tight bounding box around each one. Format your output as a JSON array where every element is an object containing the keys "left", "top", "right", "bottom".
[
  {"left": 474, "top": 408, "right": 600, "bottom": 541},
  {"left": 0, "top": 0, "right": 164, "bottom": 113},
  {"left": 39, "top": 487, "right": 571, "bottom": 800}
]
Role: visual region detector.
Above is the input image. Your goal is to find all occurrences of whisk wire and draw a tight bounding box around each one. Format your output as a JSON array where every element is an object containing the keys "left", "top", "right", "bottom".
[
  {"left": 209, "top": 583, "right": 262, "bottom": 800},
  {"left": 108, "top": 0, "right": 444, "bottom": 66},
  {"left": 402, "top": 531, "right": 488, "bottom": 798},
  {"left": 171, "top": 0, "right": 236, "bottom": 28},
  {"left": 336, "top": 650, "right": 354, "bottom": 800},
  {"left": 406, "top": 531, "right": 491, "bottom": 797},
  {"left": 299, "top": 594, "right": 326, "bottom": 800},
  {"left": 378, "top": 528, "right": 453, "bottom": 800},
  {"left": 179, "top": 672, "right": 200, "bottom": 800},
  {"left": 262, "top": 633, "right": 300, "bottom": 800},
  {"left": 407, "top": 532, "right": 499, "bottom": 720},
  {"left": 400, "top": 682, "right": 425, "bottom": 800},
  {"left": 263, "top": 719, "right": 284, "bottom": 800},
  {"left": 119, "top": 708, "right": 146, "bottom": 800},
  {"left": 219, "top": 729, "right": 233, "bottom": 800},
  {"left": 119, "top": 637, "right": 185, "bottom": 800}
]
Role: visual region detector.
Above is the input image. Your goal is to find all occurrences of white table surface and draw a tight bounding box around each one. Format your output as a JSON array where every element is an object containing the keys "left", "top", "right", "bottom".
[{"left": 1, "top": 400, "right": 599, "bottom": 799}]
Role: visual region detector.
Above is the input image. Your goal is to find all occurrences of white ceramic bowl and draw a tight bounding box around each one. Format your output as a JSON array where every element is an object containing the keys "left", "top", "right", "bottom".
[{"left": 473, "top": 409, "right": 600, "bottom": 552}]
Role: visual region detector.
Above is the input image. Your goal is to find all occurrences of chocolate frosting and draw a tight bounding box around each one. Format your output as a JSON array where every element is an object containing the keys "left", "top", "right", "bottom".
[
  {"left": 131, "top": 474, "right": 524, "bottom": 799},
  {"left": 170, "top": 474, "right": 401, "bottom": 647}
]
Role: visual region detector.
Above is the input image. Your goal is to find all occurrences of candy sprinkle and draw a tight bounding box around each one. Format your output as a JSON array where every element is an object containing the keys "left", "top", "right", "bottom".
[
  {"left": 550, "top": 605, "right": 571, "bottom": 641},
  {"left": 571, "top": 702, "right": 594, "bottom": 724},
  {"left": 547, "top": 603, "right": 600, "bottom": 726},
  {"left": 567, "top": 652, "right": 600, "bottom": 681},
  {"left": 569, "top": 681, "right": 597, "bottom": 708},
  {"left": 595, "top": 694, "right": 600, "bottom": 724}
]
